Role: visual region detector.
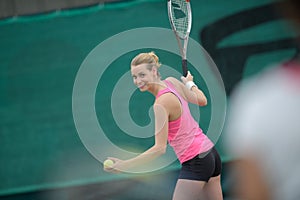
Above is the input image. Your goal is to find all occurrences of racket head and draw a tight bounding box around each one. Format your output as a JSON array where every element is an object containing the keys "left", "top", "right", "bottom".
[{"left": 167, "top": 0, "right": 192, "bottom": 39}]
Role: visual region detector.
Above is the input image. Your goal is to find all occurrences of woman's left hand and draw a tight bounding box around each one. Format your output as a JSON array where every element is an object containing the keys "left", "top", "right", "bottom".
[{"left": 103, "top": 157, "right": 128, "bottom": 174}]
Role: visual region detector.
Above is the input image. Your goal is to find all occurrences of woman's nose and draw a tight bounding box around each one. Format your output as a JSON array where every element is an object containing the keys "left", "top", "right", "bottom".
[{"left": 135, "top": 77, "right": 141, "bottom": 84}]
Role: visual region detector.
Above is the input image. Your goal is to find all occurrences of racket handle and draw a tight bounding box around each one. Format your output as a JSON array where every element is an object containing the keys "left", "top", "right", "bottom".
[{"left": 182, "top": 59, "right": 188, "bottom": 77}]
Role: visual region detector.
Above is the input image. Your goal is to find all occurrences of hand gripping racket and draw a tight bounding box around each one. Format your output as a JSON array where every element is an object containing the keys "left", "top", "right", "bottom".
[{"left": 167, "top": 0, "right": 192, "bottom": 77}]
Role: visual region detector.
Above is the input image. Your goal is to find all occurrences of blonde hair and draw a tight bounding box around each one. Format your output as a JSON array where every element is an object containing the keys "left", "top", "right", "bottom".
[{"left": 131, "top": 52, "right": 161, "bottom": 69}]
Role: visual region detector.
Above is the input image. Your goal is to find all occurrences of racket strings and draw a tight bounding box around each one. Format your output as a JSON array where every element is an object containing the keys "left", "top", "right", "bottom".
[{"left": 170, "top": 0, "right": 189, "bottom": 38}]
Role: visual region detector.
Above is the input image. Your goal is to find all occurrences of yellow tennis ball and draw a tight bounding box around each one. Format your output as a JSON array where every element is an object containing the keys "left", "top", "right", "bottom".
[{"left": 103, "top": 159, "right": 114, "bottom": 168}]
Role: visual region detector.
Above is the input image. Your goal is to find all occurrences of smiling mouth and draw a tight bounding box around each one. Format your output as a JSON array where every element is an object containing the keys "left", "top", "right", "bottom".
[{"left": 138, "top": 83, "right": 146, "bottom": 89}]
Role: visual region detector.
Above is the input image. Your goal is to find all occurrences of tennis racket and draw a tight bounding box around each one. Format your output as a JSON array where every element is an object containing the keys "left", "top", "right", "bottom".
[{"left": 167, "top": 0, "right": 192, "bottom": 77}]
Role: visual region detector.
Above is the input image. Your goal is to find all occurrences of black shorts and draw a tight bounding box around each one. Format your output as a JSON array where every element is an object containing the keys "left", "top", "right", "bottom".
[{"left": 178, "top": 147, "right": 222, "bottom": 182}]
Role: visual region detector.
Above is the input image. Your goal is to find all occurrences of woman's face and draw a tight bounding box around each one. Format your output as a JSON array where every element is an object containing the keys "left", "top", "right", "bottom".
[{"left": 131, "top": 64, "right": 156, "bottom": 92}]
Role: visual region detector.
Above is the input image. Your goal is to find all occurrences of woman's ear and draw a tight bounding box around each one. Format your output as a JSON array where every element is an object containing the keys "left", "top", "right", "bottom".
[{"left": 152, "top": 67, "right": 158, "bottom": 77}]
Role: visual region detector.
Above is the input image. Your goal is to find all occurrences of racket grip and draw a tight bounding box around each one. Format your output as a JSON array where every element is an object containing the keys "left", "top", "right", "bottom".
[{"left": 182, "top": 59, "right": 188, "bottom": 77}]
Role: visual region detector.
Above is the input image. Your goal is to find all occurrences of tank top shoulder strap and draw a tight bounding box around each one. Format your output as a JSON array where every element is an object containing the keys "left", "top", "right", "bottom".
[
  {"left": 156, "top": 80, "right": 184, "bottom": 103},
  {"left": 164, "top": 80, "right": 184, "bottom": 101},
  {"left": 156, "top": 87, "right": 172, "bottom": 99}
]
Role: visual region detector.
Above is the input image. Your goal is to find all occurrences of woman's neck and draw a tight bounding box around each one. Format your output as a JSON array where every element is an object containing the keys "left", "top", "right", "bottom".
[{"left": 148, "top": 80, "right": 167, "bottom": 96}]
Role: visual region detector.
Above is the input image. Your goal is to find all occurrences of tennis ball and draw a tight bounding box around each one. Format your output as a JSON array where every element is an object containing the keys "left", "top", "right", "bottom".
[{"left": 103, "top": 159, "right": 114, "bottom": 168}]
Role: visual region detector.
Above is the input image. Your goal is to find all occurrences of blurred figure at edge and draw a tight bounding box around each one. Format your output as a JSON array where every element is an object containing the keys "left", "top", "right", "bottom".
[{"left": 225, "top": 0, "right": 300, "bottom": 199}]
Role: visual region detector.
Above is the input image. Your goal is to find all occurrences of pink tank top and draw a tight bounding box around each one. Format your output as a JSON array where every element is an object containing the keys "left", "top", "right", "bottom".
[{"left": 156, "top": 80, "right": 214, "bottom": 163}]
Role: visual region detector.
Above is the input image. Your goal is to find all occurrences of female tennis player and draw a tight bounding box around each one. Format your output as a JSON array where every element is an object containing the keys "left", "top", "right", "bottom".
[{"left": 104, "top": 52, "right": 223, "bottom": 200}]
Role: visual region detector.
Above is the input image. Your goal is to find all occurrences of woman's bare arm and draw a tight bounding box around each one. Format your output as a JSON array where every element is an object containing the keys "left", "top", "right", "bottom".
[{"left": 166, "top": 74, "right": 207, "bottom": 106}]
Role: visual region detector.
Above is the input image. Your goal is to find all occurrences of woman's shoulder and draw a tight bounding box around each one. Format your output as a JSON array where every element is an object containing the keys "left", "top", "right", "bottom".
[
  {"left": 165, "top": 77, "right": 184, "bottom": 91},
  {"left": 155, "top": 92, "right": 179, "bottom": 111},
  {"left": 165, "top": 77, "right": 181, "bottom": 87},
  {"left": 165, "top": 76, "right": 178, "bottom": 83},
  {"left": 165, "top": 77, "right": 188, "bottom": 101}
]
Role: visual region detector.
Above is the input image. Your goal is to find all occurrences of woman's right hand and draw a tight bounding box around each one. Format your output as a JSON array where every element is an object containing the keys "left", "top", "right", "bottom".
[{"left": 180, "top": 71, "right": 194, "bottom": 84}]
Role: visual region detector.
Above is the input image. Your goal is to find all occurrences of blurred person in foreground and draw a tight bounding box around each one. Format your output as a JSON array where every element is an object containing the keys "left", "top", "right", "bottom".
[{"left": 225, "top": 0, "right": 300, "bottom": 199}]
